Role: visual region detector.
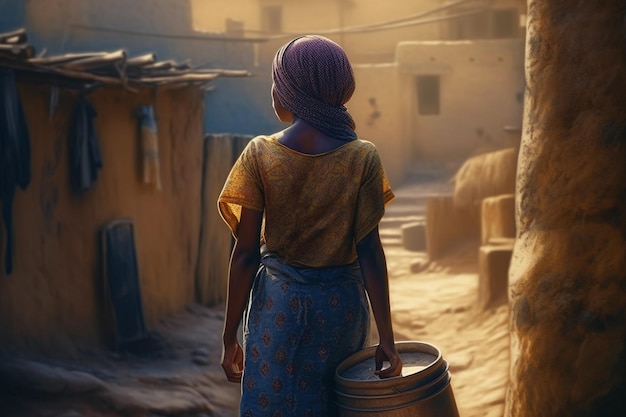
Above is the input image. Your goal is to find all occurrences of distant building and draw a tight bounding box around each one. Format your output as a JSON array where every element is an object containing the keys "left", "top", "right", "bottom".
[
  {"left": 192, "top": 0, "right": 525, "bottom": 64},
  {"left": 192, "top": 0, "right": 527, "bottom": 184}
]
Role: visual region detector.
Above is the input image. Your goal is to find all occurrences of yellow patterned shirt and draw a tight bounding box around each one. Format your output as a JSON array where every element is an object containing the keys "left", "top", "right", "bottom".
[{"left": 218, "top": 135, "right": 394, "bottom": 267}]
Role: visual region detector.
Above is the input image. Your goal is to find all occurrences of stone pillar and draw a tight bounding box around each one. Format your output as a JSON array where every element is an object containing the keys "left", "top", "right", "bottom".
[{"left": 507, "top": 2, "right": 626, "bottom": 416}]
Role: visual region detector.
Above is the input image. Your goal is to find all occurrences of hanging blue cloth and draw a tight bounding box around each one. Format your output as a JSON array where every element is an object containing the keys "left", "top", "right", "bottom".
[
  {"left": 0, "top": 68, "right": 31, "bottom": 274},
  {"left": 69, "top": 95, "right": 102, "bottom": 194}
]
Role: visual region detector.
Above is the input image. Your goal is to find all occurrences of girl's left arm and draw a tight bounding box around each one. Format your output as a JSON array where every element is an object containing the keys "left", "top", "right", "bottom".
[{"left": 221, "top": 207, "right": 263, "bottom": 383}]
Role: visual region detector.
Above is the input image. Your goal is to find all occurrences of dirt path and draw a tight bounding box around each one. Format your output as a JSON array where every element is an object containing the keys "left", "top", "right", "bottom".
[
  {"left": 0, "top": 175, "right": 510, "bottom": 417},
  {"left": 383, "top": 242, "right": 509, "bottom": 417},
  {"left": 376, "top": 168, "right": 510, "bottom": 417}
]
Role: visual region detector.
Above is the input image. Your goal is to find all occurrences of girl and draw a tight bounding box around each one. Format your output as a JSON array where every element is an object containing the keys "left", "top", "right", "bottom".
[{"left": 218, "top": 35, "right": 402, "bottom": 417}]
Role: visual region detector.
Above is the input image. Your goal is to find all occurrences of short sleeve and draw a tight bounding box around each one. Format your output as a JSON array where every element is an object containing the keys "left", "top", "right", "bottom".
[
  {"left": 353, "top": 148, "right": 394, "bottom": 243},
  {"left": 218, "top": 141, "right": 264, "bottom": 238}
]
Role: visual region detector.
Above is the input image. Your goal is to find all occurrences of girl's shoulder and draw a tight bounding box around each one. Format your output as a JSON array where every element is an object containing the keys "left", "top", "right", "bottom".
[
  {"left": 351, "top": 138, "right": 377, "bottom": 151},
  {"left": 239, "top": 135, "right": 279, "bottom": 158},
  {"left": 347, "top": 139, "right": 382, "bottom": 160},
  {"left": 248, "top": 134, "right": 277, "bottom": 148}
]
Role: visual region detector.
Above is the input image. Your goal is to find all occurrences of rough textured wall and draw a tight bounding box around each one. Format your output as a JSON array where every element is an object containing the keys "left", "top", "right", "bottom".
[
  {"left": 0, "top": 84, "right": 204, "bottom": 354},
  {"left": 507, "top": 1, "right": 626, "bottom": 416}
]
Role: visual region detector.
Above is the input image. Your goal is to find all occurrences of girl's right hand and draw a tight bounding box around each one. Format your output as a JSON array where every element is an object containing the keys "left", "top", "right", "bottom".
[{"left": 374, "top": 342, "right": 403, "bottom": 379}]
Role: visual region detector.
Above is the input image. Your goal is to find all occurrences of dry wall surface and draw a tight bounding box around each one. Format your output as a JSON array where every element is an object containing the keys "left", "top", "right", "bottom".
[
  {"left": 397, "top": 39, "right": 525, "bottom": 160},
  {"left": 0, "top": 84, "right": 204, "bottom": 353}
]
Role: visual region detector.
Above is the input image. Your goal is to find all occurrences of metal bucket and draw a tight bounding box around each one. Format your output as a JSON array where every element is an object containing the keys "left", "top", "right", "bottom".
[{"left": 335, "top": 341, "right": 460, "bottom": 417}]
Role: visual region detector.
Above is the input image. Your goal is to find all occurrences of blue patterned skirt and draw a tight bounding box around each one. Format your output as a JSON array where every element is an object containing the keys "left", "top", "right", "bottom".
[{"left": 240, "top": 248, "right": 370, "bottom": 417}]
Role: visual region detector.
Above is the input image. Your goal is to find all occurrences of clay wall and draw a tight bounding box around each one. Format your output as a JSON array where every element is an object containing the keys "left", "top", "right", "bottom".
[
  {"left": 351, "top": 40, "right": 524, "bottom": 184},
  {"left": 0, "top": 83, "right": 204, "bottom": 354},
  {"left": 396, "top": 38, "right": 525, "bottom": 161}
]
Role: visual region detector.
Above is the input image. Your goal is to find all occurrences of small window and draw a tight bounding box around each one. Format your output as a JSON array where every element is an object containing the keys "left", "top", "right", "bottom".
[
  {"left": 417, "top": 76, "right": 440, "bottom": 116},
  {"left": 262, "top": 6, "right": 282, "bottom": 34}
]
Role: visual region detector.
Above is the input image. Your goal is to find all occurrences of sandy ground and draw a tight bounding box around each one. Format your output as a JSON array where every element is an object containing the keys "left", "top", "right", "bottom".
[
  {"left": 384, "top": 243, "right": 509, "bottom": 417},
  {"left": 0, "top": 176, "right": 510, "bottom": 417}
]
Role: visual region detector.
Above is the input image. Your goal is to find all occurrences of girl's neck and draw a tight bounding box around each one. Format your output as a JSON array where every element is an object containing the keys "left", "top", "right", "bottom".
[{"left": 275, "top": 118, "right": 347, "bottom": 155}]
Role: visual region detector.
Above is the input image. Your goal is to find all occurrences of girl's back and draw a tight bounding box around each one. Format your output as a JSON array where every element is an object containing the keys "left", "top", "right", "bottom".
[{"left": 219, "top": 135, "right": 393, "bottom": 267}]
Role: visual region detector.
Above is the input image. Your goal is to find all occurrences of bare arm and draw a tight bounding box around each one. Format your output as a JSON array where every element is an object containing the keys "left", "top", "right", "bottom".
[
  {"left": 356, "top": 226, "right": 402, "bottom": 378},
  {"left": 221, "top": 207, "right": 263, "bottom": 383}
]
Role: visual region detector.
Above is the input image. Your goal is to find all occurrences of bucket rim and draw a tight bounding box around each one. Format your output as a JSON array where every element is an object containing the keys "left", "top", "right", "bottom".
[
  {"left": 335, "top": 371, "right": 451, "bottom": 402},
  {"left": 335, "top": 378, "right": 455, "bottom": 413},
  {"left": 335, "top": 341, "right": 443, "bottom": 388}
]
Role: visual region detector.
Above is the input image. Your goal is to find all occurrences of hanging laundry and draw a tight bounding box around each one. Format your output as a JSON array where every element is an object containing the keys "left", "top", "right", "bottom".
[
  {"left": 69, "top": 95, "right": 102, "bottom": 194},
  {"left": 0, "top": 68, "right": 31, "bottom": 274},
  {"left": 136, "top": 105, "right": 162, "bottom": 190}
]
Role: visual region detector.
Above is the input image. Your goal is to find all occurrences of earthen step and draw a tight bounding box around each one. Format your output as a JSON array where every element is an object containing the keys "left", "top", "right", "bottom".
[
  {"left": 379, "top": 228, "right": 402, "bottom": 246},
  {"left": 381, "top": 237, "right": 403, "bottom": 247},
  {"left": 384, "top": 205, "right": 426, "bottom": 217},
  {"left": 380, "top": 215, "right": 425, "bottom": 229}
]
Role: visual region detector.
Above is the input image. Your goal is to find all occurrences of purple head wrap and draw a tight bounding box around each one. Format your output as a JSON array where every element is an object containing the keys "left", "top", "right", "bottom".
[{"left": 272, "top": 35, "right": 357, "bottom": 141}]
